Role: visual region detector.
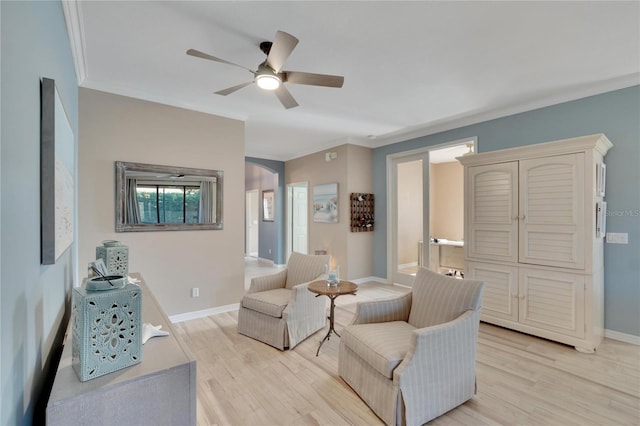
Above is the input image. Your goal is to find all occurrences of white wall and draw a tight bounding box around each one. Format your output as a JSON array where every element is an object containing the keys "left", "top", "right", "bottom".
[{"left": 78, "top": 88, "right": 245, "bottom": 316}]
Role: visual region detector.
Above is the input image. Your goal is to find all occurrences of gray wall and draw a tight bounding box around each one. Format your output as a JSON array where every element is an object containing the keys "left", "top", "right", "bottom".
[
  {"left": 1, "top": 2, "right": 78, "bottom": 424},
  {"left": 373, "top": 85, "right": 640, "bottom": 337}
]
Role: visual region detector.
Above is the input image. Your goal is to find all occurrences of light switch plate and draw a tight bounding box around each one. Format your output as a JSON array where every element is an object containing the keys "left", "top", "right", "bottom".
[{"left": 606, "top": 233, "right": 629, "bottom": 244}]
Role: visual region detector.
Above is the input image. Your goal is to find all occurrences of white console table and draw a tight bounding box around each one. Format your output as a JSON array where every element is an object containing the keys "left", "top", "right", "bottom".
[{"left": 46, "top": 273, "right": 196, "bottom": 425}]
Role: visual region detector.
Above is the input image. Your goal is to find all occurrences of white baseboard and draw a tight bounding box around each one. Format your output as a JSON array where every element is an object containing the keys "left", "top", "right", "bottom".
[
  {"left": 169, "top": 303, "right": 239, "bottom": 323},
  {"left": 168, "top": 297, "right": 639, "bottom": 348},
  {"left": 605, "top": 329, "right": 640, "bottom": 345},
  {"left": 398, "top": 261, "right": 418, "bottom": 269},
  {"left": 351, "top": 276, "right": 390, "bottom": 285}
]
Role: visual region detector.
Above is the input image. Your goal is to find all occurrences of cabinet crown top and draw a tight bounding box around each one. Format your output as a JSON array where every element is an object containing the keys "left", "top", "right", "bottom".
[{"left": 457, "top": 133, "right": 612, "bottom": 166}]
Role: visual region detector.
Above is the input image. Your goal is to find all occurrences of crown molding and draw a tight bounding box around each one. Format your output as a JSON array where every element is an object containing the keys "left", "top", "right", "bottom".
[
  {"left": 61, "top": 0, "right": 88, "bottom": 85},
  {"left": 370, "top": 73, "right": 640, "bottom": 148}
]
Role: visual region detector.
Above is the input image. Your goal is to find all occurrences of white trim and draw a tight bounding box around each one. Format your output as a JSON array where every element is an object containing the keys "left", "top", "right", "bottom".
[
  {"left": 392, "top": 282, "right": 412, "bottom": 289},
  {"left": 61, "top": 0, "right": 88, "bottom": 85},
  {"left": 605, "top": 329, "right": 640, "bottom": 345},
  {"left": 369, "top": 73, "right": 639, "bottom": 148},
  {"left": 351, "top": 276, "right": 390, "bottom": 285},
  {"left": 169, "top": 303, "right": 239, "bottom": 323},
  {"left": 387, "top": 138, "right": 474, "bottom": 287},
  {"left": 286, "top": 181, "right": 310, "bottom": 259},
  {"left": 386, "top": 149, "right": 430, "bottom": 286}
]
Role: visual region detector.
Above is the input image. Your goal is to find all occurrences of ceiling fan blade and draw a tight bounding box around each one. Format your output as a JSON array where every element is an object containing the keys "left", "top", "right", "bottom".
[
  {"left": 274, "top": 85, "right": 298, "bottom": 109},
  {"left": 214, "top": 81, "right": 254, "bottom": 96},
  {"left": 187, "top": 49, "right": 254, "bottom": 73},
  {"left": 284, "top": 71, "right": 344, "bottom": 88},
  {"left": 266, "top": 31, "right": 299, "bottom": 73}
]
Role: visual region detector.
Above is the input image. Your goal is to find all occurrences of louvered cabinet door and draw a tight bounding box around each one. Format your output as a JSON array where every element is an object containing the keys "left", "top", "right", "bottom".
[
  {"left": 466, "top": 162, "right": 518, "bottom": 262},
  {"left": 468, "top": 261, "right": 518, "bottom": 322},
  {"left": 519, "top": 153, "right": 584, "bottom": 269},
  {"left": 518, "top": 267, "right": 585, "bottom": 338}
]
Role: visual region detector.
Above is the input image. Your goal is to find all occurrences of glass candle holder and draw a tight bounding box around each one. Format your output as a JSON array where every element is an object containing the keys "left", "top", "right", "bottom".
[{"left": 327, "top": 265, "right": 340, "bottom": 287}]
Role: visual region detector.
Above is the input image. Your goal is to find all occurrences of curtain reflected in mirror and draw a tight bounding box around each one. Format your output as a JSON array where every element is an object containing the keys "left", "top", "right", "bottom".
[{"left": 116, "top": 161, "right": 223, "bottom": 232}]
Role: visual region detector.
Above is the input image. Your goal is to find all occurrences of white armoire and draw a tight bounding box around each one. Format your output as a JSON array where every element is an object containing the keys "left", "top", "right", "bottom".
[{"left": 457, "top": 134, "right": 612, "bottom": 353}]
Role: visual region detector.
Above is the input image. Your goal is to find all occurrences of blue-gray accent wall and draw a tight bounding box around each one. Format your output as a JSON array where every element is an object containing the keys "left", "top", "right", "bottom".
[
  {"left": 1, "top": 1, "right": 79, "bottom": 425},
  {"left": 372, "top": 86, "right": 640, "bottom": 337},
  {"left": 246, "top": 157, "right": 286, "bottom": 264}
]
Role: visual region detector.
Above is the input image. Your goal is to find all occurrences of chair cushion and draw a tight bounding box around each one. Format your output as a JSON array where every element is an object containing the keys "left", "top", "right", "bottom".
[
  {"left": 341, "top": 321, "right": 416, "bottom": 379},
  {"left": 241, "top": 288, "right": 291, "bottom": 318}
]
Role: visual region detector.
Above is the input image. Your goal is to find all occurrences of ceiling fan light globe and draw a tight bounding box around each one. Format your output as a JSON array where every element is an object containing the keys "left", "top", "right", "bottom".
[{"left": 256, "top": 74, "right": 280, "bottom": 90}]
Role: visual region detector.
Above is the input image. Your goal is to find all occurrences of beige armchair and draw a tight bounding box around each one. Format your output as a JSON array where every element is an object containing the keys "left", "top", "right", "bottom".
[
  {"left": 338, "top": 268, "right": 484, "bottom": 425},
  {"left": 237, "top": 252, "right": 331, "bottom": 350}
]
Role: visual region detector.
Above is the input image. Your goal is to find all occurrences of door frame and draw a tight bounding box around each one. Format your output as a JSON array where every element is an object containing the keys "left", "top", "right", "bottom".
[
  {"left": 245, "top": 189, "right": 259, "bottom": 257},
  {"left": 386, "top": 137, "right": 477, "bottom": 285},
  {"left": 387, "top": 147, "right": 430, "bottom": 286},
  {"left": 286, "top": 181, "right": 309, "bottom": 260}
]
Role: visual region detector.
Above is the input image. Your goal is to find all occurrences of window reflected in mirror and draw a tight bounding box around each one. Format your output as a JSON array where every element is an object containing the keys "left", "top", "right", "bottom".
[{"left": 116, "top": 161, "right": 223, "bottom": 232}]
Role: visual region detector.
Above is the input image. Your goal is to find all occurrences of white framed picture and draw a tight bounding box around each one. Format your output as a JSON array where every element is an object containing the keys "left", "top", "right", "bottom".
[
  {"left": 313, "top": 183, "right": 338, "bottom": 223},
  {"left": 596, "top": 163, "right": 606, "bottom": 197}
]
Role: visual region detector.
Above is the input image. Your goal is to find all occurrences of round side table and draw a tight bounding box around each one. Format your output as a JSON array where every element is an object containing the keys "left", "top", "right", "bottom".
[{"left": 308, "top": 280, "right": 358, "bottom": 356}]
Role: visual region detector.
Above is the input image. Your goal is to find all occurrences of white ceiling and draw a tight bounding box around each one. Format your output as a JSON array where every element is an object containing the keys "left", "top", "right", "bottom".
[{"left": 65, "top": 1, "right": 640, "bottom": 161}]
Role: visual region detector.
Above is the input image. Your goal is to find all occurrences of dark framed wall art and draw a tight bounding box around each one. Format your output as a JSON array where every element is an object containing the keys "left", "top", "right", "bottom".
[
  {"left": 41, "top": 77, "right": 75, "bottom": 264},
  {"left": 262, "top": 190, "right": 274, "bottom": 221}
]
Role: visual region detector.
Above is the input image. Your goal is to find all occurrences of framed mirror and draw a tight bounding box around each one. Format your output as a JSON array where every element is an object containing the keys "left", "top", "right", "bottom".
[{"left": 115, "top": 161, "right": 223, "bottom": 232}]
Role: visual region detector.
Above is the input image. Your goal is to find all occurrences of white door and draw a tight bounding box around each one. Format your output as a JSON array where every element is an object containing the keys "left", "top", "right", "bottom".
[
  {"left": 519, "top": 153, "right": 584, "bottom": 269},
  {"left": 245, "top": 190, "right": 259, "bottom": 257},
  {"left": 467, "top": 261, "right": 519, "bottom": 323},
  {"left": 287, "top": 182, "right": 308, "bottom": 259},
  {"left": 466, "top": 162, "right": 519, "bottom": 263},
  {"left": 388, "top": 150, "right": 429, "bottom": 286},
  {"left": 519, "top": 267, "right": 585, "bottom": 338}
]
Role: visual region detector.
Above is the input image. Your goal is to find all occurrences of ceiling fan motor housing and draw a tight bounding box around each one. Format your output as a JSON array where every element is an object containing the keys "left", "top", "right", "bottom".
[{"left": 259, "top": 41, "right": 272, "bottom": 55}]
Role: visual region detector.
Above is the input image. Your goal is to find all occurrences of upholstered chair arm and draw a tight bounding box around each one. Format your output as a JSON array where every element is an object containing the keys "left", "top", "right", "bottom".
[
  {"left": 351, "top": 292, "right": 412, "bottom": 325},
  {"left": 393, "top": 309, "right": 481, "bottom": 426},
  {"left": 282, "top": 275, "right": 327, "bottom": 348},
  {"left": 247, "top": 269, "right": 288, "bottom": 294}
]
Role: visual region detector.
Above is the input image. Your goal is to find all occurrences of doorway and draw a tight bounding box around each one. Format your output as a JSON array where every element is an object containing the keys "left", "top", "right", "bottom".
[
  {"left": 388, "top": 149, "right": 429, "bottom": 286},
  {"left": 286, "top": 182, "right": 309, "bottom": 259},
  {"left": 245, "top": 189, "right": 259, "bottom": 257},
  {"left": 387, "top": 138, "right": 475, "bottom": 285}
]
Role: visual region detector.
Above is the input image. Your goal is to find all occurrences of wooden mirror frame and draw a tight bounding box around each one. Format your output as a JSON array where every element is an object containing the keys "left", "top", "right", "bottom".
[{"left": 115, "top": 161, "right": 223, "bottom": 232}]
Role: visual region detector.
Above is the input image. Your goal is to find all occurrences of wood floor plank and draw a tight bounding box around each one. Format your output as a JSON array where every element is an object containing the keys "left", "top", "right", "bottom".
[{"left": 174, "top": 281, "right": 640, "bottom": 425}]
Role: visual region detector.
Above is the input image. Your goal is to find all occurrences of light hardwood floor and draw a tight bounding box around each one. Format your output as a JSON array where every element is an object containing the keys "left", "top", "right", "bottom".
[{"left": 174, "top": 280, "right": 640, "bottom": 425}]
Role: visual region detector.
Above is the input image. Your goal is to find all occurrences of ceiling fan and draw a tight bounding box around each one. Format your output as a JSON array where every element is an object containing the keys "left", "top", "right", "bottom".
[{"left": 187, "top": 31, "right": 344, "bottom": 109}]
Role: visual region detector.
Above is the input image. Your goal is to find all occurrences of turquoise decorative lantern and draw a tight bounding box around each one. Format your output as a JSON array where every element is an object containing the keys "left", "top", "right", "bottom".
[
  {"left": 72, "top": 278, "right": 142, "bottom": 382},
  {"left": 96, "top": 240, "right": 128, "bottom": 277}
]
